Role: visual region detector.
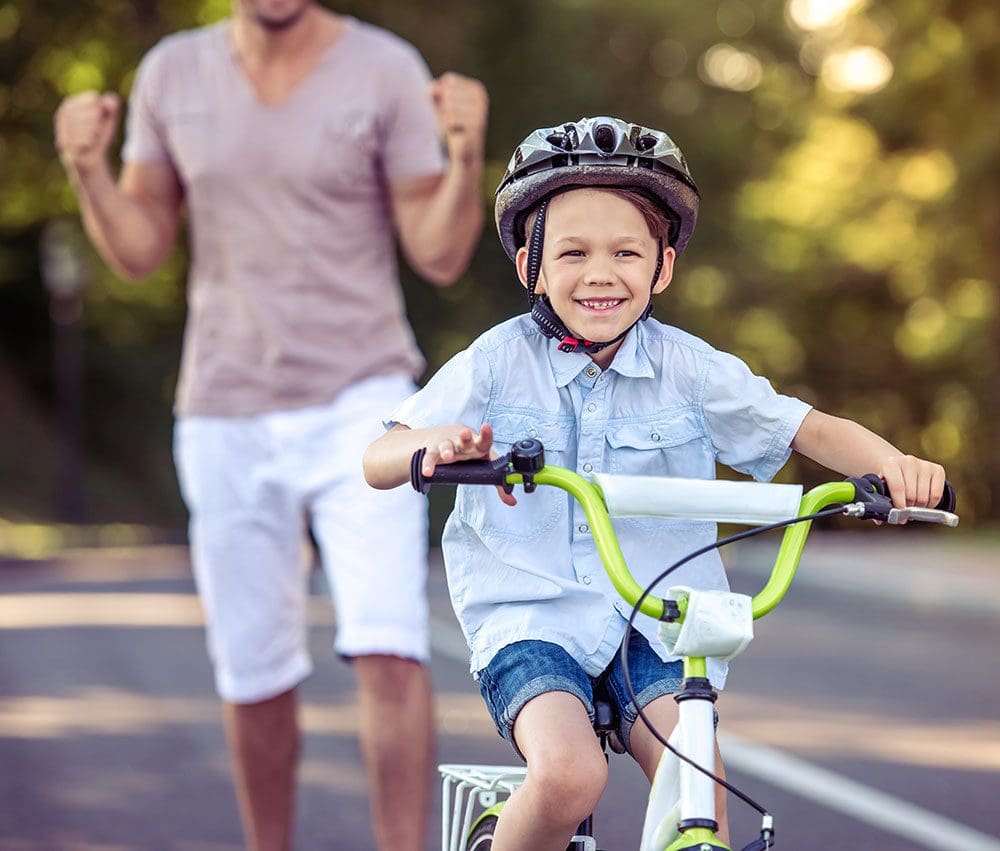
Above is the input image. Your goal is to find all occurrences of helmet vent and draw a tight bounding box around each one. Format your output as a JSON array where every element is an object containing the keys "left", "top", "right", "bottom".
[
  {"left": 635, "top": 134, "right": 657, "bottom": 153},
  {"left": 546, "top": 132, "right": 574, "bottom": 151},
  {"left": 594, "top": 123, "right": 616, "bottom": 154}
]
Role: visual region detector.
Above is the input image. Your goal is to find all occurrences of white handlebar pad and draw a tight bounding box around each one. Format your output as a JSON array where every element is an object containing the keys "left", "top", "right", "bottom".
[{"left": 592, "top": 474, "right": 803, "bottom": 526}]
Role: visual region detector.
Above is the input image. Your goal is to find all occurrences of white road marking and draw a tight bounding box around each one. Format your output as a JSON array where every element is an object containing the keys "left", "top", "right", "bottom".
[
  {"left": 431, "top": 615, "right": 1000, "bottom": 851},
  {"left": 720, "top": 735, "right": 1000, "bottom": 851}
]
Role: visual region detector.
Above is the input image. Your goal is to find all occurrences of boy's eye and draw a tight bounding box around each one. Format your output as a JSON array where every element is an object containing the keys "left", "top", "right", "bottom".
[{"left": 560, "top": 250, "right": 585, "bottom": 258}]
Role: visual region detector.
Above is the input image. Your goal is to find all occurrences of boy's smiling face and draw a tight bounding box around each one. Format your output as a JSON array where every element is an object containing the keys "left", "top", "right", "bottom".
[{"left": 517, "top": 188, "right": 675, "bottom": 369}]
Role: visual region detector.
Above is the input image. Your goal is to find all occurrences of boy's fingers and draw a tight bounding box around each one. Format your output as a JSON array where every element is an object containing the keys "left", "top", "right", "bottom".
[
  {"left": 914, "top": 467, "right": 933, "bottom": 507},
  {"left": 918, "top": 463, "right": 946, "bottom": 508},
  {"left": 421, "top": 450, "right": 438, "bottom": 477},
  {"left": 881, "top": 463, "right": 907, "bottom": 510},
  {"left": 477, "top": 422, "right": 494, "bottom": 450},
  {"left": 929, "top": 466, "right": 946, "bottom": 508},
  {"left": 494, "top": 485, "right": 517, "bottom": 506}
]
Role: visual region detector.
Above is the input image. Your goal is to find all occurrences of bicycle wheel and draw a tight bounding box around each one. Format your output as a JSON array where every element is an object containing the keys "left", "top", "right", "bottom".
[{"left": 466, "top": 814, "right": 498, "bottom": 850}]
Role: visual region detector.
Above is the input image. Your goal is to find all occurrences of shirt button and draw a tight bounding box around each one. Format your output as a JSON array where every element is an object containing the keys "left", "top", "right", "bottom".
[
  {"left": 578, "top": 524, "right": 589, "bottom": 533},
  {"left": 582, "top": 576, "right": 592, "bottom": 585},
  {"left": 528, "top": 428, "right": 539, "bottom": 437},
  {"left": 587, "top": 403, "right": 597, "bottom": 412},
  {"left": 585, "top": 366, "right": 597, "bottom": 378},
  {"left": 582, "top": 463, "right": 593, "bottom": 473},
  {"left": 651, "top": 432, "right": 661, "bottom": 442}
]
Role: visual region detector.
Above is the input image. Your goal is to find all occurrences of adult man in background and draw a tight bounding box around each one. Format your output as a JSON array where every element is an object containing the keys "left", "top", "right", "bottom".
[{"left": 54, "top": 1, "right": 488, "bottom": 849}]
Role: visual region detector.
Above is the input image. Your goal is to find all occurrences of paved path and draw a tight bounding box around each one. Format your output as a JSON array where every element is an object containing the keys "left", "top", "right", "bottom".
[{"left": 1, "top": 533, "right": 997, "bottom": 850}]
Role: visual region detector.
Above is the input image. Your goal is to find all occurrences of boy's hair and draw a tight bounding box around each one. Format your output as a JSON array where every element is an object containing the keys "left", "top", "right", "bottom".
[{"left": 522, "top": 187, "right": 673, "bottom": 246}]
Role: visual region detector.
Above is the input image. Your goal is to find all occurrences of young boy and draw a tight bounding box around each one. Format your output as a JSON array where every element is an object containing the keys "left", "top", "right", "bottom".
[{"left": 363, "top": 117, "right": 947, "bottom": 851}]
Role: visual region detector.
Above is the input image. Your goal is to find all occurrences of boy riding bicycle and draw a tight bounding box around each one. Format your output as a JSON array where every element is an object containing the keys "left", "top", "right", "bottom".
[{"left": 363, "top": 116, "right": 947, "bottom": 851}]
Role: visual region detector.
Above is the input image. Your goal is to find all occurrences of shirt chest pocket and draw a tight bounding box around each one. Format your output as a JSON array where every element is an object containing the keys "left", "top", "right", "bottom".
[
  {"left": 312, "top": 111, "right": 380, "bottom": 196},
  {"left": 459, "top": 414, "right": 574, "bottom": 542},
  {"left": 606, "top": 411, "right": 712, "bottom": 479}
]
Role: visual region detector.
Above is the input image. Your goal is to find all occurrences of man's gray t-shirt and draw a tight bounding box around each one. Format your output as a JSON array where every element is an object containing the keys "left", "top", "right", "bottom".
[{"left": 123, "top": 18, "right": 445, "bottom": 416}]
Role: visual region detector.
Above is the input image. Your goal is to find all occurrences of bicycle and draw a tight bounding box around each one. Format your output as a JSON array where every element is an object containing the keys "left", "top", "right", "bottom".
[{"left": 410, "top": 437, "right": 959, "bottom": 851}]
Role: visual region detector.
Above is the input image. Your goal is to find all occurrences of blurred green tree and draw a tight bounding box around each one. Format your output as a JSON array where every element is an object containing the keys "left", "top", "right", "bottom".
[{"left": 0, "top": 0, "right": 995, "bottom": 525}]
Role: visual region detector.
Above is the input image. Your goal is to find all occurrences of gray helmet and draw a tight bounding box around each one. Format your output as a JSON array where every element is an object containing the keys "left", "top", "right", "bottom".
[{"left": 495, "top": 116, "right": 700, "bottom": 261}]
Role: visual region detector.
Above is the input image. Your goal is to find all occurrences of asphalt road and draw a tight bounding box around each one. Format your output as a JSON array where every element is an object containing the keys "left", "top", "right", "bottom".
[{"left": 0, "top": 533, "right": 997, "bottom": 851}]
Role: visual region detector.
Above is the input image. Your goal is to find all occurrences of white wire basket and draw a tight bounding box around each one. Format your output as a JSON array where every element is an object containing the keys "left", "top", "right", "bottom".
[{"left": 439, "top": 763, "right": 525, "bottom": 851}]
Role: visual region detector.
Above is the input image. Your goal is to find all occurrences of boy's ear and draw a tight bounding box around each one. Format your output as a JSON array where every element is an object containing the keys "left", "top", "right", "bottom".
[
  {"left": 651, "top": 246, "right": 676, "bottom": 295},
  {"left": 515, "top": 247, "right": 543, "bottom": 293}
]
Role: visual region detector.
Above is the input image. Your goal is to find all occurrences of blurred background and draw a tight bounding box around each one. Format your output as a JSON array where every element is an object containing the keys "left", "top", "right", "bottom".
[
  {"left": 1, "top": 0, "right": 997, "bottom": 549},
  {"left": 2, "top": 4, "right": 998, "bottom": 850}
]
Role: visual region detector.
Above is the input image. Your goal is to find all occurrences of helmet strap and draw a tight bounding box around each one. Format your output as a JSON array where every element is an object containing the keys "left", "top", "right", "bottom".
[
  {"left": 640, "top": 238, "right": 665, "bottom": 321},
  {"left": 525, "top": 198, "right": 549, "bottom": 306}
]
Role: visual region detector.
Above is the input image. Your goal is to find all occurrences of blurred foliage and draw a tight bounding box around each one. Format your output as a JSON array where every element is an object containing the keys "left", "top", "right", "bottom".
[{"left": 0, "top": 0, "right": 997, "bottom": 526}]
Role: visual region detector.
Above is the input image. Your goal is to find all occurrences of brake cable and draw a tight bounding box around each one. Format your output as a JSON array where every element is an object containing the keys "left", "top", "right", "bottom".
[{"left": 620, "top": 505, "right": 847, "bottom": 818}]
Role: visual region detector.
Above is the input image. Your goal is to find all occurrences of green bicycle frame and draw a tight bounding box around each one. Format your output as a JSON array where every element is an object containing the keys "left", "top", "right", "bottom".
[
  {"left": 499, "top": 467, "right": 855, "bottom": 851},
  {"left": 507, "top": 468, "right": 853, "bottom": 622}
]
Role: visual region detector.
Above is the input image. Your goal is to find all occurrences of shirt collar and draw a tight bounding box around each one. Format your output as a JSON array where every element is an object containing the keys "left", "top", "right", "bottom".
[{"left": 546, "top": 323, "right": 655, "bottom": 387}]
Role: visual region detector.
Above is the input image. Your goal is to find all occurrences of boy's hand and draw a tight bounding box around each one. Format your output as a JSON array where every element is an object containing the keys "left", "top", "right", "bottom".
[
  {"left": 421, "top": 423, "right": 517, "bottom": 506},
  {"left": 877, "top": 454, "right": 947, "bottom": 513}
]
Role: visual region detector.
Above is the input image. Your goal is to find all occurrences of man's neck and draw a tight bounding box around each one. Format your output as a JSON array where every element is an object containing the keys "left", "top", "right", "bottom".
[{"left": 231, "top": 3, "right": 338, "bottom": 65}]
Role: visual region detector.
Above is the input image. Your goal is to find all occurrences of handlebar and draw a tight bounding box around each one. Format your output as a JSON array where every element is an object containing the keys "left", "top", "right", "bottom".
[{"left": 411, "top": 438, "right": 959, "bottom": 622}]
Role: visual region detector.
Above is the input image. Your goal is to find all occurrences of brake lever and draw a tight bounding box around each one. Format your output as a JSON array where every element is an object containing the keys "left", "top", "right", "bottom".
[
  {"left": 843, "top": 474, "right": 959, "bottom": 525},
  {"left": 887, "top": 506, "right": 960, "bottom": 527}
]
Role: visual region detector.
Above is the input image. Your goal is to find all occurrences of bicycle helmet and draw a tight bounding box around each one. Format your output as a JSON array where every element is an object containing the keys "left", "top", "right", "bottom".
[
  {"left": 494, "top": 116, "right": 700, "bottom": 354},
  {"left": 495, "top": 116, "right": 699, "bottom": 261}
]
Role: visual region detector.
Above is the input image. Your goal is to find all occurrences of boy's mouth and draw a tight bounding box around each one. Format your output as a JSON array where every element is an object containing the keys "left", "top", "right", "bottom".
[{"left": 576, "top": 297, "right": 625, "bottom": 311}]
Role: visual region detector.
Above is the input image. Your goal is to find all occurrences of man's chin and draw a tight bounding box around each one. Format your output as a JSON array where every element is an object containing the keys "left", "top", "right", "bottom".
[
  {"left": 256, "top": 11, "right": 306, "bottom": 31},
  {"left": 251, "top": 1, "right": 309, "bottom": 31}
]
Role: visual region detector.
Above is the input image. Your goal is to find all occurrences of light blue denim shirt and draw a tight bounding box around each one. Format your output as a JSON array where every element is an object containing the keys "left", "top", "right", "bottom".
[{"left": 389, "top": 314, "right": 811, "bottom": 687}]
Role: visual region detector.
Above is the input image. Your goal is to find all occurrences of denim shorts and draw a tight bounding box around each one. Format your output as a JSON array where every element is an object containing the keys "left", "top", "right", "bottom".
[{"left": 477, "top": 630, "right": 684, "bottom": 759}]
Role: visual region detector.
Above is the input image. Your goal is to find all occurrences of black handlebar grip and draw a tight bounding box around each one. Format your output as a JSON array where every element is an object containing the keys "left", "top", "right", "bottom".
[
  {"left": 937, "top": 480, "right": 957, "bottom": 513},
  {"left": 857, "top": 473, "right": 957, "bottom": 513},
  {"left": 410, "top": 448, "right": 513, "bottom": 494}
]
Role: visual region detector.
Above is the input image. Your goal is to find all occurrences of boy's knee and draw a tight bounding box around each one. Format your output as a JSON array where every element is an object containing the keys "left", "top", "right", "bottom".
[{"left": 529, "top": 748, "right": 608, "bottom": 821}]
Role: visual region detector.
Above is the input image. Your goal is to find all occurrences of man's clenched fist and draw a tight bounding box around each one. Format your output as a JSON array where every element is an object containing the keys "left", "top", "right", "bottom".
[{"left": 54, "top": 91, "right": 121, "bottom": 176}]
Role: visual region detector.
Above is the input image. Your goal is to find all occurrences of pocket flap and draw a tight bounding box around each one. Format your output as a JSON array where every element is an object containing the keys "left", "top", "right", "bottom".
[
  {"left": 489, "top": 411, "right": 573, "bottom": 452},
  {"left": 606, "top": 411, "right": 701, "bottom": 450}
]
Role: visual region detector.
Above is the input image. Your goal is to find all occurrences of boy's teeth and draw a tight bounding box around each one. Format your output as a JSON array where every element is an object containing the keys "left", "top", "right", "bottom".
[{"left": 580, "top": 299, "right": 621, "bottom": 309}]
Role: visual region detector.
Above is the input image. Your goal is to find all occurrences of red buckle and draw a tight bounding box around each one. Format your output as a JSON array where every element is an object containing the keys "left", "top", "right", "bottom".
[{"left": 559, "top": 336, "right": 580, "bottom": 352}]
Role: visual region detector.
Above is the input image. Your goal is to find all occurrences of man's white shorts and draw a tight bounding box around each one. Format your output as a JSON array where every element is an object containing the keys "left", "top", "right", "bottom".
[{"left": 173, "top": 373, "right": 428, "bottom": 704}]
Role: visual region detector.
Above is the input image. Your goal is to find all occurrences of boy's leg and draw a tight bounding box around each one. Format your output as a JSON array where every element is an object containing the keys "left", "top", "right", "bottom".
[
  {"left": 492, "top": 691, "right": 608, "bottom": 851},
  {"left": 629, "top": 696, "right": 730, "bottom": 844}
]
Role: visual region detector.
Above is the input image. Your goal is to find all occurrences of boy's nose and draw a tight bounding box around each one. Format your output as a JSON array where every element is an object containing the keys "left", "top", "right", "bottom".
[{"left": 582, "top": 258, "right": 615, "bottom": 285}]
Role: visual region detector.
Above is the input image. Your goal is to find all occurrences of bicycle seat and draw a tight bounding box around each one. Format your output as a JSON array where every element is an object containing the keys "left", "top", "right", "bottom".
[{"left": 592, "top": 681, "right": 627, "bottom": 755}]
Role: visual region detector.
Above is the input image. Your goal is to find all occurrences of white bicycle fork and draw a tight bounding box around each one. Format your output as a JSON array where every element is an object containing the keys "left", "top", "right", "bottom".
[{"left": 639, "top": 694, "right": 718, "bottom": 851}]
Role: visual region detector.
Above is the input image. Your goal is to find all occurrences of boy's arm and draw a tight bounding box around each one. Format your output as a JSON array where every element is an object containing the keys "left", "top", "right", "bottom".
[
  {"left": 791, "top": 410, "right": 946, "bottom": 509},
  {"left": 364, "top": 422, "right": 516, "bottom": 505}
]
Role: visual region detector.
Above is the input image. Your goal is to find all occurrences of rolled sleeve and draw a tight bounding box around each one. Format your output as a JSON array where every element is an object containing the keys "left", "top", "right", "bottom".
[
  {"left": 121, "top": 45, "right": 171, "bottom": 165},
  {"left": 701, "top": 350, "right": 812, "bottom": 481},
  {"left": 386, "top": 346, "right": 492, "bottom": 431},
  {"left": 379, "top": 45, "right": 444, "bottom": 182}
]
